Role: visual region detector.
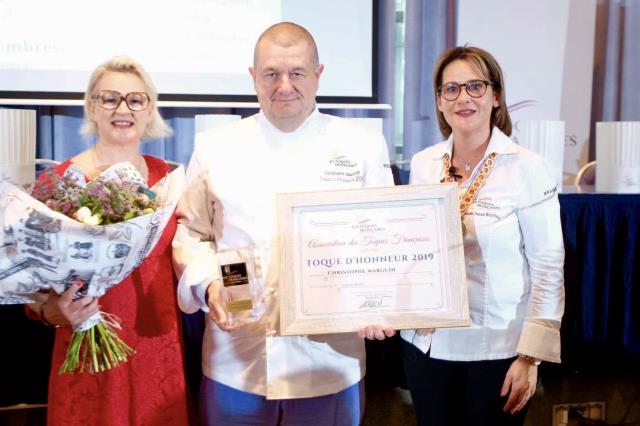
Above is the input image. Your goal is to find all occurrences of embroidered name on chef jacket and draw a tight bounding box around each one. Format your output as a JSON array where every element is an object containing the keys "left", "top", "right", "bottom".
[{"left": 321, "top": 155, "right": 363, "bottom": 183}]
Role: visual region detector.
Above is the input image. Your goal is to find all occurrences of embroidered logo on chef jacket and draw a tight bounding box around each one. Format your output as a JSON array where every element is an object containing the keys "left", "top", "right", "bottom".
[
  {"left": 329, "top": 156, "right": 357, "bottom": 168},
  {"left": 468, "top": 198, "right": 515, "bottom": 222},
  {"left": 321, "top": 155, "right": 363, "bottom": 183}
]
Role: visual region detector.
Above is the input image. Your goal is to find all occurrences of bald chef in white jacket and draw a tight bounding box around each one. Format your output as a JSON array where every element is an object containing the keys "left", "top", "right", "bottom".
[{"left": 172, "top": 22, "right": 395, "bottom": 426}]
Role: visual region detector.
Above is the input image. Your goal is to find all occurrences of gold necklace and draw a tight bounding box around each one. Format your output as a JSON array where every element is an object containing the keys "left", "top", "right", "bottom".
[
  {"left": 451, "top": 138, "right": 490, "bottom": 174},
  {"left": 452, "top": 153, "right": 481, "bottom": 173}
]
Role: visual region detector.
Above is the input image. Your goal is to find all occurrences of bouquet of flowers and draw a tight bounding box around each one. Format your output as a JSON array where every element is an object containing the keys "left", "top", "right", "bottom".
[
  {"left": 32, "top": 169, "right": 158, "bottom": 226},
  {"left": 0, "top": 162, "right": 185, "bottom": 374}
]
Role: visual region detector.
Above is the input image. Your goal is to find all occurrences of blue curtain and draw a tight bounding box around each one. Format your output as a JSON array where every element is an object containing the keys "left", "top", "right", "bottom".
[
  {"left": 29, "top": 106, "right": 238, "bottom": 167},
  {"left": 402, "top": 0, "right": 457, "bottom": 163},
  {"left": 325, "top": 0, "right": 397, "bottom": 162}
]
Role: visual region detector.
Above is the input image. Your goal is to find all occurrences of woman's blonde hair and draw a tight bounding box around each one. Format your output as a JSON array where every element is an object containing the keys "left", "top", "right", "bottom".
[
  {"left": 433, "top": 46, "right": 512, "bottom": 138},
  {"left": 81, "top": 56, "right": 172, "bottom": 139}
]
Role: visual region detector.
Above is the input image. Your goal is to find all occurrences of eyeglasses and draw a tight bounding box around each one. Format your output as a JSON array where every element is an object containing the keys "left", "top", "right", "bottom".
[
  {"left": 92, "top": 90, "right": 151, "bottom": 111},
  {"left": 438, "top": 80, "right": 493, "bottom": 101}
]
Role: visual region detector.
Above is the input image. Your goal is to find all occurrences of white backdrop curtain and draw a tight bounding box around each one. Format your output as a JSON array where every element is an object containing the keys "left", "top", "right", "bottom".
[{"left": 590, "top": 0, "right": 640, "bottom": 159}]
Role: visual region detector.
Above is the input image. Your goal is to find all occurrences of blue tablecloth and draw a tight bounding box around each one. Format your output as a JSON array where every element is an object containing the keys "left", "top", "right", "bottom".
[{"left": 560, "top": 193, "right": 640, "bottom": 356}]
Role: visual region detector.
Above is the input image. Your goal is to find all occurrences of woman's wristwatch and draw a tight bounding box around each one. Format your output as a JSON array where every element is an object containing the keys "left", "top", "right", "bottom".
[{"left": 518, "top": 354, "right": 541, "bottom": 366}]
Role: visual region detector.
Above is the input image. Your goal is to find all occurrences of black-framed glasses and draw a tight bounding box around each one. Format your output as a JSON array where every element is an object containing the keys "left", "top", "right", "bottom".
[
  {"left": 438, "top": 80, "right": 493, "bottom": 101},
  {"left": 92, "top": 90, "right": 151, "bottom": 111}
]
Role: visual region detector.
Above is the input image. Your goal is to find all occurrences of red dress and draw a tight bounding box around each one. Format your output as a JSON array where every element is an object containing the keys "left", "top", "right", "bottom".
[{"left": 46, "top": 156, "right": 190, "bottom": 426}]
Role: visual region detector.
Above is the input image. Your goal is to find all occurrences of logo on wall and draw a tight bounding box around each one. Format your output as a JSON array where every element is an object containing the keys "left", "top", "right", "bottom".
[{"left": 507, "top": 100, "right": 537, "bottom": 113}]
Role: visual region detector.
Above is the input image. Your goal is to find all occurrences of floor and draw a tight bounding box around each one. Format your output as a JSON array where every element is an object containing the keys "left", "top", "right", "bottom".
[
  {"left": 3, "top": 373, "right": 640, "bottom": 426},
  {"left": 2, "top": 338, "right": 640, "bottom": 426},
  {"left": 362, "top": 386, "right": 416, "bottom": 425},
  {"left": 0, "top": 388, "right": 416, "bottom": 426}
]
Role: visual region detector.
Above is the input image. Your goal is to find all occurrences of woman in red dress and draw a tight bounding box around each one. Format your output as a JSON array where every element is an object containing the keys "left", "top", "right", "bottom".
[{"left": 29, "top": 56, "right": 190, "bottom": 426}]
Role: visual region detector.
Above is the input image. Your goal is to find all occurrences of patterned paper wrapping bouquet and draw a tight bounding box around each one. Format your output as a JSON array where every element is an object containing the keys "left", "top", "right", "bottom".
[{"left": 0, "top": 162, "right": 185, "bottom": 372}]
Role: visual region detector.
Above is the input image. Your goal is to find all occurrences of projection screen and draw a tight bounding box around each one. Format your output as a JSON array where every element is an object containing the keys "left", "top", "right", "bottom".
[{"left": 0, "top": 0, "right": 376, "bottom": 105}]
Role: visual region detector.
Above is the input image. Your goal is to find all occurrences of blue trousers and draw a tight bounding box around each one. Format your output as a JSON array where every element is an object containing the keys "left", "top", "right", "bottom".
[{"left": 200, "top": 377, "right": 364, "bottom": 426}]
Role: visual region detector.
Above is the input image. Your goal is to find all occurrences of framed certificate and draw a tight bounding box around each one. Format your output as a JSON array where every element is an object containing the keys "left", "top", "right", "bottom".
[{"left": 276, "top": 183, "right": 470, "bottom": 336}]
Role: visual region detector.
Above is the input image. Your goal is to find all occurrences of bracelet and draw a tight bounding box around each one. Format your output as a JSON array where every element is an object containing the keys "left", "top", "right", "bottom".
[
  {"left": 39, "top": 302, "right": 60, "bottom": 328},
  {"left": 518, "top": 354, "right": 541, "bottom": 366}
]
